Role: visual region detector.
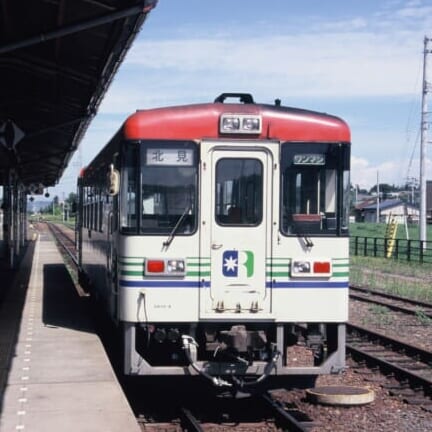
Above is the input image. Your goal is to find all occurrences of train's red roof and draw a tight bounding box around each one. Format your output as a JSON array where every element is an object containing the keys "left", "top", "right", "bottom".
[{"left": 123, "top": 103, "right": 350, "bottom": 142}]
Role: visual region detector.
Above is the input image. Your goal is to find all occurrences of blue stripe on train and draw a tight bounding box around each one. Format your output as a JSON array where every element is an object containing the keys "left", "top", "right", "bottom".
[
  {"left": 119, "top": 280, "right": 348, "bottom": 289},
  {"left": 270, "top": 281, "right": 348, "bottom": 289},
  {"left": 120, "top": 280, "right": 210, "bottom": 288}
]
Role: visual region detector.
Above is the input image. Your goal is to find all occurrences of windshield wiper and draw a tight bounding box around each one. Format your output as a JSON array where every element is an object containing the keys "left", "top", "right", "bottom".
[{"left": 163, "top": 204, "right": 191, "bottom": 248}]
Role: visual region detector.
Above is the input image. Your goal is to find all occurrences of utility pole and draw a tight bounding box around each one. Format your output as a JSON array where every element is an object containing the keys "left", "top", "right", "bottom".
[
  {"left": 376, "top": 171, "right": 380, "bottom": 223},
  {"left": 420, "top": 36, "right": 431, "bottom": 244},
  {"left": 406, "top": 177, "right": 419, "bottom": 205}
]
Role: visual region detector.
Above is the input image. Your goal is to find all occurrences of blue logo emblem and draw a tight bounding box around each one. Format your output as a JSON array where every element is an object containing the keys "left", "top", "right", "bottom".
[
  {"left": 223, "top": 250, "right": 239, "bottom": 277},
  {"left": 222, "top": 250, "right": 254, "bottom": 278}
]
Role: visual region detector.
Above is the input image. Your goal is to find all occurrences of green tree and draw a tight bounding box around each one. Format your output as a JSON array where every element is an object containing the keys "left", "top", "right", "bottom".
[
  {"left": 65, "top": 192, "right": 77, "bottom": 215},
  {"left": 368, "top": 183, "right": 397, "bottom": 200}
]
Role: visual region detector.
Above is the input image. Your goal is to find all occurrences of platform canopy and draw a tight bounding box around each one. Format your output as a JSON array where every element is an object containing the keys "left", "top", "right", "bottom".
[{"left": 0, "top": 0, "right": 157, "bottom": 189}]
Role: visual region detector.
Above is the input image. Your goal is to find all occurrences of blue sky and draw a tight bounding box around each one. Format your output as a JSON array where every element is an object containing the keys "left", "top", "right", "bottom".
[{"left": 52, "top": 0, "right": 432, "bottom": 198}]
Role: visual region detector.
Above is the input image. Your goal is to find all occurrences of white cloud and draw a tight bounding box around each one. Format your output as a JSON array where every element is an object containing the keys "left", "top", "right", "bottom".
[
  {"left": 351, "top": 155, "right": 432, "bottom": 190},
  {"left": 395, "top": 4, "right": 432, "bottom": 18},
  {"left": 121, "top": 32, "right": 419, "bottom": 99}
]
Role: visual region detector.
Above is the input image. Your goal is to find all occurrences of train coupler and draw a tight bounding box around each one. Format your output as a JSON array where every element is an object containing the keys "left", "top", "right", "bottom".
[{"left": 182, "top": 335, "right": 232, "bottom": 387}]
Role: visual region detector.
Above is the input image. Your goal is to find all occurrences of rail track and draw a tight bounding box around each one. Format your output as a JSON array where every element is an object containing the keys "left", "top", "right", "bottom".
[
  {"left": 348, "top": 284, "right": 432, "bottom": 407},
  {"left": 350, "top": 285, "right": 432, "bottom": 318},
  {"left": 46, "top": 221, "right": 78, "bottom": 265},
  {"left": 135, "top": 390, "right": 315, "bottom": 432},
  {"left": 347, "top": 322, "right": 432, "bottom": 407},
  {"left": 261, "top": 392, "right": 316, "bottom": 432}
]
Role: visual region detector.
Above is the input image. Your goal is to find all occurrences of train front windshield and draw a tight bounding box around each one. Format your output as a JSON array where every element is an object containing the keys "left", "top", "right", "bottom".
[
  {"left": 121, "top": 141, "right": 198, "bottom": 235},
  {"left": 281, "top": 142, "right": 350, "bottom": 236}
]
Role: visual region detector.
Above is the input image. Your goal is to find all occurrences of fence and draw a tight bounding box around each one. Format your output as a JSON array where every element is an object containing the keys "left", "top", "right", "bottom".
[{"left": 350, "top": 236, "right": 432, "bottom": 264}]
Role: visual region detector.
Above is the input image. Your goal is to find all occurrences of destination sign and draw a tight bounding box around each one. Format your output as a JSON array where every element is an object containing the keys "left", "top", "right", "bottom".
[
  {"left": 293, "top": 154, "right": 325, "bottom": 165},
  {"left": 146, "top": 148, "right": 194, "bottom": 166}
]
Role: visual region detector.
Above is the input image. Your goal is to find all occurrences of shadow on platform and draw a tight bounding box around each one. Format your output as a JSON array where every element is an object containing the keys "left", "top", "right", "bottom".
[
  {"left": 0, "top": 241, "right": 35, "bottom": 417},
  {"left": 42, "top": 264, "right": 94, "bottom": 334}
]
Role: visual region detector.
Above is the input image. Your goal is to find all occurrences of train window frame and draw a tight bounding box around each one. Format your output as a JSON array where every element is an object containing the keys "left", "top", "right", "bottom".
[
  {"left": 140, "top": 140, "right": 199, "bottom": 236},
  {"left": 215, "top": 157, "right": 263, "bottom": 227},
  {"left": 119, "top": 143, "right": 139, "bottom": 234},
  {"left": 280, "top": 142, "right": 350, "bottom": 237},
  {"left": 84, "top": 186, "right": 91, "bottom": 228},
  {"left": 119, "top": 140, "right": 199, "bottom": 236},
  {"left": 98, "top": 192, "right": 104, "bottom": 232}
]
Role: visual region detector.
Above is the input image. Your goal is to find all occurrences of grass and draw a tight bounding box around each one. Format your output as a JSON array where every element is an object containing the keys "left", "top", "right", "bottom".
[
  {"left": 30, "top": 214, "right": 76, "bottom": 225},
  {"left": 350, "top": 223, "right": 432, "bottom": 302},
  {"left": 350, "top": 255, "right": 432, "bottom": 304},
  {"left": 363, "top": 304, "right": 393, "bottom": 327},
  {"left": 350, "top": 221, "right": 432, "bottom": 241},
  {"left": 415, "top": 310, "right": 432, "bottom": 326}
]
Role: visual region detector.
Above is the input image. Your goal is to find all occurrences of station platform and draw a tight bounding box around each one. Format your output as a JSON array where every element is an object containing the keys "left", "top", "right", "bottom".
[{"left": 0, "top": 228, "right": 140, "bottom": 431}]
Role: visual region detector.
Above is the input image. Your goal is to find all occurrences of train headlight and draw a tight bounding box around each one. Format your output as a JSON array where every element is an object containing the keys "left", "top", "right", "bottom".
[
  {"left": 242, "top": 117, "right": 260, "bottom": 131},
  {"left": 221, "top": 116, "right": 240, "bottom": 131},
  {"left": 167, "top": 259, "right": 186, "bottom": 274},
  {"left": 292, "top": 261, "right": 311, "bottom": 274},
  {"left": 220, "top": 114, "right": 262, "bottom": 134}
]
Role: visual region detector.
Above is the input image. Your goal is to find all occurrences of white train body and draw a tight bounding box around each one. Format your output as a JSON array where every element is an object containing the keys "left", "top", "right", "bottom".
[{"left": 77, "top": 93, "right": 350, "bottom": 389}]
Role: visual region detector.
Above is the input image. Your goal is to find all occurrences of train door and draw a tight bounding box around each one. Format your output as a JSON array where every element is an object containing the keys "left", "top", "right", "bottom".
[
  {"left": 107, "top": 209, "right": 118, "bottom": 321},
  {"left": 200, "top": 145, "right": 274, "bottom": 317}
]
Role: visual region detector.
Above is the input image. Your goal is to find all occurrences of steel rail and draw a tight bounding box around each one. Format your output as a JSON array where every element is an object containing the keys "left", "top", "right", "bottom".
[
  {"left": 347, "top": 323, "right": 432, "bottom": 365},
  {"left": 349, "top": 286, "right": 432, "bottom": 319},
  {"left": 46, "top": 222, "right": 78, "bottom": 266},
  {"left": 350, "top": 285, "right": 432, "bottom": 310},
  {"left": 180, "top": 407, "right": 204, "bottom": 432},
  {"left": 347, "top": 323, "right": 432, "bottom": 398},
  {"left": 261, "top": 393, "right": 313, "bottom": 432},
  {"left": 347, "top": 344, "right": 432, "bottom": 397}
]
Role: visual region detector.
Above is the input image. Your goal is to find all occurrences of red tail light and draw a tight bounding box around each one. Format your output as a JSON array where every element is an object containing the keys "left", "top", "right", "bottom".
[
  {"left": 146, "top": 260, "right": 165, "bottom": 273},
  {"left": 313, "top": 261, "right": 331, "bottom": 274}
]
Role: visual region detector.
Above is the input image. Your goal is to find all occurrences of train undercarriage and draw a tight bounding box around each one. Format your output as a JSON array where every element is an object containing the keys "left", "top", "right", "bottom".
[{"left": 123, "top": 321, "right": 346, "bottom": 390}]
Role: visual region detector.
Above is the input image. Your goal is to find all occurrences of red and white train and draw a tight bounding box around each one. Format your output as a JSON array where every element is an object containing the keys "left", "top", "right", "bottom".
[{"left": 77, "top": 92, "right": 350, "bottom": 390}]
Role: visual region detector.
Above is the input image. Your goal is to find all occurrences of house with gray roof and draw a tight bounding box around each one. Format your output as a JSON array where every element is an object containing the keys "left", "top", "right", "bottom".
[{"left": 362, "top": 199, "right": 419, "bottom": 224}]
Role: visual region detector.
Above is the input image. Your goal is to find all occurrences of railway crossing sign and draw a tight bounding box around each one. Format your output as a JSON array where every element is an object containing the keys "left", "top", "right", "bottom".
[{"left": 0, "top": 120, "right": 25, "bottom": 149}]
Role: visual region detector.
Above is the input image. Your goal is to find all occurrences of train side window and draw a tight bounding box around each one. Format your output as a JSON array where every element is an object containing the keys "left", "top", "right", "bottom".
[
  {"left": 84, "top": 187, "right": 91, "bottom": 228},
  {"left": 84, "top": 204, "right": 88, "bottom": 228},
  {"left": 93, "top": 190, "right": 98, "bottom": 231},
  {"left": 342, "top": 170, "right": 350, "bottom": 232},
  {"left": 92, "top": 191, "right": 97, "bottom": 231},
  {"left": 83, "top": 204, "right": 86, "bottom": 228},
  {"left": 90, "top": 201, "right": 94, "bottom": 230},
  {"left": 99, "top": 192, "right": 103, "bottom": 232},
  {"left": 120, "top": 146, "right": 138, "bottom": 233}
]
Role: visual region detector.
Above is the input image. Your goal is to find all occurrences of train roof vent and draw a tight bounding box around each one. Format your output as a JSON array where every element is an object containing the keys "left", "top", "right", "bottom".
[{"left": 214, "top": 93, "right": 255, "bottom": 104}]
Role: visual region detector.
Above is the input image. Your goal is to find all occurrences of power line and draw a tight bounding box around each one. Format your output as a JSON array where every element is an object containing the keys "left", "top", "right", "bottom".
[{"left": 403, "top": 51, "right": 423, "bottom": 167}]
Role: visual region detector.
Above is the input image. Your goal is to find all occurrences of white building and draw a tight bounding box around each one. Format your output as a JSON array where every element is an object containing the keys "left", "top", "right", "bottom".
[{"left": 362, "top": 199, "right": 419, "bottom": 224}]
